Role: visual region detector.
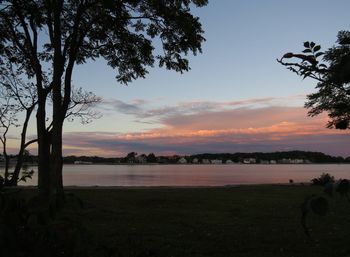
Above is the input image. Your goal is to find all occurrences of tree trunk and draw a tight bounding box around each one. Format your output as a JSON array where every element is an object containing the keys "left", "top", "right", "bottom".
[
  {"left": 37, "top": 92, "right": 51, "bottom": 196},
  {"left": 8, "top": 107, "right": 34, "bottom": 186},
  {"left": 50, "top": 122, "right": 64, "bottom": 195}
]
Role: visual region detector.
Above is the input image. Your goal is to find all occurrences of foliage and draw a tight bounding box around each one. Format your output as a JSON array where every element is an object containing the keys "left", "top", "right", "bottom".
[
  {"left": 0, "top": 187, "right": 114, "bottom": 257},
  {"left": 278, "top": 31, "right": 350, "bottom": 129},
  {"left": 146, "top": 153, "right": 157, "bottom": 163},
  {"left": 311, "top": 173, "right": 335, "bottom": 186},
  {"left": 0, "top": 0, "right": 208, "bottom": 194},
  {"left": 301, "top": 174, "right": 350, "bottom": 238}
]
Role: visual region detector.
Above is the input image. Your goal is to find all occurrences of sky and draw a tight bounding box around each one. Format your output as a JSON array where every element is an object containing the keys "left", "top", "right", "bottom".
[{"left": 10, "top": 0, "right": 350, "bottom": 157}]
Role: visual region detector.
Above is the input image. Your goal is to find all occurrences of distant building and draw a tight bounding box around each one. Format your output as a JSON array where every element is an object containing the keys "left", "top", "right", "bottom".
[
  {"left": 192, "top": 158, "right": 199, "bottom": 164},
  {"left": 74, "top": 161, "right": 93, "bottom": 164},
  {"left": 225, "top": 160, "right": 234, "bottom": 164},
  {"left": 211, "top": 159, "right": 222, "bottom": 164},
  {"left": 243, "top": 158, "right": 256, "bottom": 164},
  {"left": 201, "top": 159, "right": 210, "bottom": 164},
  {"left": 270, "top": 160, "right": 277, "bottom": 164},
  {"left": 291, "top": 159, "right": 304, "bottom": 164},
  {"left": 178, "top": 157, "right": 187, "bottom": 164},
  {"left": 157, "top": 157, "right": 168, "bottom": 164},
  {"left": 136, "top": 155, "right": 147, "bottom": 164},
  {"left": 260, "top": 160, "right": 269, "bottom": 164}
]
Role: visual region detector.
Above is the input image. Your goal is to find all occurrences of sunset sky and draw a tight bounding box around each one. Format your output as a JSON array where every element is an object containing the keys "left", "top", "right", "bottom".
[{"left": 14, "top": 1, "right": 350, "bottom": 157}]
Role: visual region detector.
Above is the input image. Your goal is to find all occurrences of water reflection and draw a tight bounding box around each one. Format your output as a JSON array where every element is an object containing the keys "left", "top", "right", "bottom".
[{"left": 1, "top": 164, "right": 348, "bottom": 187}]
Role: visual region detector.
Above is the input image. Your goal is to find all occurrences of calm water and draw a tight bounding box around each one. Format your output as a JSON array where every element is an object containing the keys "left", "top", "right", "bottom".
[{"left": 4, "top": 164, "right": 350, "bottom": 187}]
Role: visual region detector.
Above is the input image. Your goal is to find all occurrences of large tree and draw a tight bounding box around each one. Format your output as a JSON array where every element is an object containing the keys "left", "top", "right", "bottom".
[
  {"left": 0, "top": 0, "right": 207, "bottom": 196},
  {"left": 278, "top": 31, "right": 350, "bottom": 130}
]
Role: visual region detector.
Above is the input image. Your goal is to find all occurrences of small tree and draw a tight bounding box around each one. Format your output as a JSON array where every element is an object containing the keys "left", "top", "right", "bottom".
[
  {"left": 0, "top": 87, "right": 20, "bottom": 184},
  {"left": 147, "top": 153, "right": 157, "bottom": 163},
  {"left": 278, "top": 30, "right": 350, "bottom": 129}
]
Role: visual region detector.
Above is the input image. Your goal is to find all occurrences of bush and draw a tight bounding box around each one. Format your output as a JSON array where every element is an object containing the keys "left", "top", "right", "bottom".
[{"left": 311, "top": 173, "right": 335, "bottom": 186}]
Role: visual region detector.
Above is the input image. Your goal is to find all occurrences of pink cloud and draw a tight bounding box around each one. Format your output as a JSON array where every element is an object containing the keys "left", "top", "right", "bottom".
[{"left": 62, "top": 106, "right": 349, "bottom": 157}]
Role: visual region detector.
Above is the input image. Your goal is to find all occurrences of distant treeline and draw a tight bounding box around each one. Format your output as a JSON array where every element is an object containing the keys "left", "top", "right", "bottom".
[
  {"left": 191, "top": 151, "right": 349, "bottom": 164},
  {"left": 57, "top": 151, "right": 350, "bottom": 164}
]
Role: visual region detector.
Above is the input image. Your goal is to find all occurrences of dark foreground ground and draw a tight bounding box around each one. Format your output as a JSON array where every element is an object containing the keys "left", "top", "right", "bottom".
[{"left": 47, "top": 186, "right": 350, "bottom": 256}]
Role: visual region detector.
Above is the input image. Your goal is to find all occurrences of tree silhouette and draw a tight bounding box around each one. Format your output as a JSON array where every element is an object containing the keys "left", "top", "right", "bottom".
[
  {"left": 0, "top": 0, "right": 207, "bottom": 196},
  {"left": 278, "top": 31, "right": 350, "bottom": 129}
]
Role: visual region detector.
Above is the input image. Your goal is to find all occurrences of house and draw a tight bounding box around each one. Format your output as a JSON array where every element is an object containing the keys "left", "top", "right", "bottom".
[
  {"left": 177, "top": 157, "right": 187, "bottom": 164},
  {"left": 292, "top": 159, "right": 304, "bottom": 164},
  {"left": 201, "top": 159, "right": 210, "bottom": 164},
  {"left": 278, "top": 158, "right": 291, "bottom": 164},
  {"left": 269, "top": 160, "right": 277, "bottom": 164},
  {"left": 136, "top": 154, "right": 147, "bottom": 164},
  {"left": 211, "top": 159, "right": 222, "bottom": 164},
  {"left": 225, "top": 160, "right": 234, "bottom": 164},
  {"left": 74, "top": 161, "right": 93, "bottom": 164},
  {"left": 243, "top": 158, "right": 256, "bottom": 164},
  {"left": 192, "top": 158, "right": 199, "bottom": 164}
]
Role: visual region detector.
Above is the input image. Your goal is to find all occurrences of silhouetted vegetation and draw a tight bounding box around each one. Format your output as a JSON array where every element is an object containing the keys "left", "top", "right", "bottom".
[
  {"left": 278, "top": 31, "right": 350, "bottom": 129},
  {"left": 0, "top": 0, "right": 207, "bottom": 197},
  {"left": 191, "top": 151, "right": 348, "bottom": 163},
  {"left": 301, "top": 174, "right": 350, "bottom": 238},
  {"left": 311, "top": 173, "right": 335, "bottom": 186},
  {"left": 0, "top": 186, "right": 126, "bottom": 257},
  {"left": 60, "top": 150, "right": 350, "bottom": 164}
]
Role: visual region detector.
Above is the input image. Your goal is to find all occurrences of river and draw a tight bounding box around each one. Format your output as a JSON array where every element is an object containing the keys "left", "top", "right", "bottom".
[{"left": 2, "top": 164, "right": 349, "bottom": 187}]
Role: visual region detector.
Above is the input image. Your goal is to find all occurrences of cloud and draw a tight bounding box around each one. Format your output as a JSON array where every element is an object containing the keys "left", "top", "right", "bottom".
[
  {"left": 99, "top": 95, "right": 307, "bottom": 122},
  {"left": 100, "top": 99, "right": 143, "bottom": 115},
  {"left": 62, "top": 105, "right": 350, "bottom": 157}
]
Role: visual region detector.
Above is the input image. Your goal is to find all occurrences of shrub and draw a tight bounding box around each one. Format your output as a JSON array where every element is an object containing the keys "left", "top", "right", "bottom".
[{"left": 311, "top": 173, "right": 335, "bottom": 186}]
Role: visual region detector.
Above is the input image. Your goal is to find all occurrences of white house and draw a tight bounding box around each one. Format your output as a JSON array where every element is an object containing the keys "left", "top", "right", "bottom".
[
  {"left": 192, "top": 158, "right": 199, "bottom": 164},
  {"left": 74, "top": 161, "right": 93, "bottom": 164},
  {"left": 201, "top": 159, "right": 210, "bottom": 164},
  {"left": 136, "top": 155, "right": 147, "bottom": 164},
  {"left": 211, "top": 159, "right": 222, "bottom": 164},
  {"left": 178, "top": 157, "right": 187, "bottom": 164},
  {"left": 243, "top": 158, "right": 256, "bottom": 164}
]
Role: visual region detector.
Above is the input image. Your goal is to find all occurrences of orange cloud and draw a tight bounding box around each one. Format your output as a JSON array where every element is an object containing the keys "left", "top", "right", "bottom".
[{"left": 61, "top": 106, "right": 349, "bottom": 157}]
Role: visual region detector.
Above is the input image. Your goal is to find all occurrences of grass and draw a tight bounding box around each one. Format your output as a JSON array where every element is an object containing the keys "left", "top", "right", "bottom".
[{"left": 28, "top": 185, "right": 350, "bottom": 256}]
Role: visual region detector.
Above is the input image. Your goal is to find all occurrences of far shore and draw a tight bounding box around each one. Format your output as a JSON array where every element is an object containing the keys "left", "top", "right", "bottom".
[{"left": 12, "top": 182, "right": 311, "bottom": 190}]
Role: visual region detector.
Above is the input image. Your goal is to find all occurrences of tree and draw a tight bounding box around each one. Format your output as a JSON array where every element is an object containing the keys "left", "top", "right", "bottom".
[
  {"left": 278, "top": 30, "right": 350, "bottom": 129},
  {"left": 0, "top": 86, "right": 20, "bottom": 184},
  {"left": 0, "top": 66, "right": 38, "bottom": 186},
  {"left": 0, "top": 64, "right": 100, "bottom": 186},
  {"left": 147, "top": 152, "right": 157, "bottom": 163},
  {"left": 0, "top": 0, "right": 207, "bottom": 196}
]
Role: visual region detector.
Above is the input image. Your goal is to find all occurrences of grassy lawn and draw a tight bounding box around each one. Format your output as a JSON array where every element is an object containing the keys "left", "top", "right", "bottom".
[{"left": 44, "top": 185, "right": 350, "bottom": 257}]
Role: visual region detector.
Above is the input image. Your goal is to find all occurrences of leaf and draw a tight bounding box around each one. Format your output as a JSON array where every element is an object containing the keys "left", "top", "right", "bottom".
[
  {"left": 302, "top": 49, "right": 312, "bottom": 53},
  {"left": 313, "top": 45, "right": 321, "bottom": 52},
  {"left": 304, "top": 41, "right": 310, "bottom": 48},
  {"left": 310, "top": 196, "right": 329, "bottom": 216},
  {"left": 315, "top": 52, "right": 324, "bottom": 58},
  {"left": 310, "top": 42, "right": 316, "bottom": 48}
]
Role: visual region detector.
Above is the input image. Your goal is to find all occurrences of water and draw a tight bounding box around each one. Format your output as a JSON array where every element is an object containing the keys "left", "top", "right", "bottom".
[{"left": 3, "top": 164, "right": 349, "bottom": 187}]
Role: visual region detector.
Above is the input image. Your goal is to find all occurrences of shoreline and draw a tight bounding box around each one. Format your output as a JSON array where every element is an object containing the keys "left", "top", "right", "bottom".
[{"left": 11, "top": 182, "right": 310, "bottom": 190}]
